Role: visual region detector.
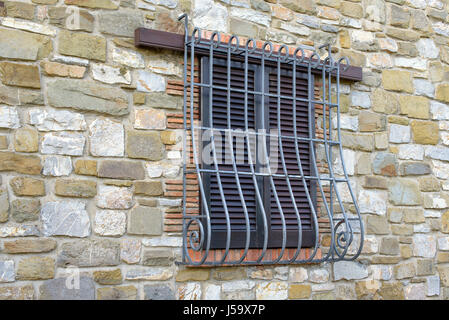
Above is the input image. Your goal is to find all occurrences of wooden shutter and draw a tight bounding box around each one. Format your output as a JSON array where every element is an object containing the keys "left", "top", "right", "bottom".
[
  {"left": 267, "top": 70, "right": 316, "bottom": 248},
  {"left": 202, "top": 58, "right": 316, "bottom": 249},
  {"left": 202, "top": 58, "right": 259, "bottom": 249}
]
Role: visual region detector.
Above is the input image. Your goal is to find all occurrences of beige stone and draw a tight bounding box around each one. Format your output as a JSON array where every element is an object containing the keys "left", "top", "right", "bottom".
[
  {"left": 0, "top": 152, "right": 42, "bottom": 174},
  {"left": 65, "top": 0, "right": 119, "bottom": 9},
  {"left": 17, "top": 257, "right": 55, "bottom": 280},
  {"left": 14, "top": 126, "right": 38, "bottom": 152},
  {"left": 358, "top": 111, "right": 386, "bottom": 132},
  {"left": 0, "top": 285, "right": 34, "bottom": 300},
  {"left": 0, "top": 62, "right": 40, "bottom": 89},
  {"left": 59, "top": 30, "right": 106, "bottom": 61},
  {"left": 41, "top": 61, "right": 86, "bottom": 78},
  {"left": 161, "top": 131, "right": 179, "bottom": 145},
  {"left": 442, "top": 211, "right": 449, "bottom": 234},
  {"left": 134, "top": 181, "right": 163, "bottom": 196},
  {"left": 436, "top": 84, "right": 449, "bottom": 103},
  {"left": 340, "top": 1, "right": 363, "bottom": 18},
  {"left": 289, "top": 284, "right": 311, "bottom": 299},
  {"left": 399, "top": 96, "right": 429, "bottom": 119},
  {"left": 5, "top": 1, "right": 35, "bottom": 20},
  {"left": 54, "top": 179, "right": 97, "bottom": 198},
  {"left": 176, "top": 269, "right": 210, "bottom": 282},
  {"left": 372, "top": 89, "right": 399, "bottom": 114},
  {"left": 410, "top": 120, "right": 439, "bottom": 145},
  {"left": 212, "top": 267, "right": 247, "bottom": 281},
  {"left": 134, "top": 108, "right": 166, "bottom": 130},
  {"left": 93, "top": 269, "right": 123, "bottom": 285},
  {"left": 382, "top": 70, "right": 413, "bottom": 93},
  {"left": 3, "top": 239, "right": 57, "bottom": 254},
  {"left": 10, "top": 176, "right": 45, "bottom": 196},
  {"left": 97, "top": 286, "right": 137, "bottom": 300},
  {"left": 74, "top": 159, "right": 97, "bottom": 176}
]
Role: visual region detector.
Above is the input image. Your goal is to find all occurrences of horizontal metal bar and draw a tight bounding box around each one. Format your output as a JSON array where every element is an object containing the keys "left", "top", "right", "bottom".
[
  {"left": 134, "top": 27, "right": 363, "bottom": 81},
  {"left": 184, "top": 81, "right": 339, "bottom": 107},
  {"left": 185, "top": 168, "right": 349, "bottom": 182}
]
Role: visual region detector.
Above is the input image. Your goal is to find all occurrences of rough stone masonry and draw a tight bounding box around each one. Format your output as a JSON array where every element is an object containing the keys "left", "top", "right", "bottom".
[{"left": 0, "top": 0, "right": 448, "bottom": 300}]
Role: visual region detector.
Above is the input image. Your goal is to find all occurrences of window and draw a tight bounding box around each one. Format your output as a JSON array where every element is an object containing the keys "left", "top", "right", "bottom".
[{"left": 200, "top": 57, "right": 317, "bottom": 249}]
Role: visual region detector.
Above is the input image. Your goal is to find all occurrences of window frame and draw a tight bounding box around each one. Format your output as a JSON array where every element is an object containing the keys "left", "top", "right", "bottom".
[{"left": 200, "top": 56, "right": 317, "bottom": 250}]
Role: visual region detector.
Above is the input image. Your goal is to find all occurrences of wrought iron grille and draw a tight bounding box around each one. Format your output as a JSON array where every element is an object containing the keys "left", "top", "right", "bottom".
[{"left": 178, "top": 14, "right": 364, "bottom": 266}]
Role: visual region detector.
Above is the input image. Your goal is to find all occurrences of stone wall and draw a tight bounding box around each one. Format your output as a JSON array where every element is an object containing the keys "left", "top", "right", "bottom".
[{"left": 0, "top": 0, "right": 448, "bottom": 300}]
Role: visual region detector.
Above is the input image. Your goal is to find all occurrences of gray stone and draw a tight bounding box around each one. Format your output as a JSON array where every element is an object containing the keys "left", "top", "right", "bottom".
[
  {"left": 0, "top": 28, "right": 51, "bottom": 61},
  {"left": 379, "top": 237, "right": 400, "bottom": 255},
  {"left": 404, "top": 283, "right": 426, "bottom": 300},
  {"left": 144, "top": 284, "right": 175, "bottom": 300},
  {"left": 11, "top": 199, "right": 40, "bottom": 223},
  {"left": 41, "top": 201, "right": 91, "bottom": 237},
  {"left": 0, "top": 225, "right": 40, "bottom": 238},
  {"left": 427, "top": 275, "right": 440, "bottom": 296},
  {"left": 373, "top": 152, "right": 398, "bottom": 176},
  {"left": 128, "top": 206, "right": 162, "bottom": 236},
  {"left": 91, "top": 64, "right": 131, "bottom": 85},
  {"left": 136, "top": 71, "right": 166, "bottom": 92},
  {"left": 57, "top": 239, "right": 120, "bottom": 267},
  {"left": 142, "top": 249, "right": 174, "bottom": 266},
  {"left": 333, "top": 261, "right": 368, "bottom": 280},
  {"left": 29, "top": 108, "right": 86, "bottom": 131},
  {"left": 47, "top": 79, "right": 129, "bottom": 116},
  {"left": 41, "top": 132, "right": 85, "bottom": 156},
  {"left": 96, "top": 185, "right": 134, "bottom": 210},
  {"left": 400, "top": 162, "right": 431, "bottom": 176},
  {"left": 94, "top": 210, "right": 126, "bottom": 236},
  {"left": 425, "top": 146, "right": 449, "bottom": 162},
  {"left": 0, "top": 106, "right": 20, "bottom": 129},
  {"left": 126, "top": 131, "right": 164, "bottom": 161},
  {"left": 0, "top": 188, "right": 9, "bottom": 223},
  {"left": 42, "top": 156, "right": 72, "bottom": 177},
  {"left": 39, "top": 276, "right": 95, "bottom": 300},
  {"left": 89, "top": 118, "right": 124, "bottom": 157},
  {"left": 193, "top": 0, "right": 228, "bottom": 33},
  {"left": 0, "top": 261, "right": 15, "bottom": 283},
  {"left": 366, "top": 215, "right": 390, "bottom": 235},
  {"left": 388, "top": 179, "right": 422, "bottom": 206},
  {"left": 99, "top": 10, "right": 144, "bottom": 37},
  {"left": 389, "top": 124, "right": 411, "bottom": 143},
  {"left": 413, "top": 234, "right": 436, "bottom": 258},
  {"left": 394, "top": 262, "right": 415, "bottom": 279},
  {"left": 98, "top": 160, "right": 145, "bottom": 180}
]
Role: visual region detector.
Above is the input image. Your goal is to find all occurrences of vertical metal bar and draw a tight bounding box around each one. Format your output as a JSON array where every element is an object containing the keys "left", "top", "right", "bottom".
[
  {"left": 208, "top": 32, "right": 232, "bottom": 264},
  {"left": 275, "top": 45, "right": 300, "bottom": 263},
  {"left": 259, "top": 42, "right": 287, "bottom": 264},
  {"left": 184, "top": 27, "right": 212, "bottom": 266},
  {"left": 244, "top": 40, "right": 269, "bottom": 264},
  {"left": 319, "top": 47, "right": 351, "bottom": 261},
  {"left": 306, "top": 52, "right": 335, "bottom": 262},
  {"left": 290, "top": 47, "right": 320, "bottom": 263},
  {"left": 336, "top": 57, "right": 364, "bottom": 260},
  {"left": 179, "top": 14, "right": 188, "bottom": 266},
  {"left": 226, "top": 36, "right": 251, "bottom": 264}
]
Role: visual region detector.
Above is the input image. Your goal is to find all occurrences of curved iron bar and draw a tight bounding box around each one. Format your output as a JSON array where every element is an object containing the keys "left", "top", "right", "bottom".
[
  {"left": 260, "top": 41, "right": 288, "bottom": 264},
  {"left": 304, "top": 52, "right": 338, "bottom": 263},
  {"left": 178, "top": 16, "right": 363, "bottom": 265},
  {"left": 320, "top": 53, "right": 352, "bottom": 261},
  {"left": 225, "top": 35, "right": 252, "bottom": 264},
  {"left": 207, "top": 31, "right": 233, "bottom": 265},
  {"left": 335, "top": 57, "right": 364, "bottom": 260},
  {"left": 182, "top": 25, "right": 212, "bottom": 266},
  {"left": 243, "top": 38, "right": 269, "bottom": 264},
  {"left": 274, "top": 46, "right": 303, "bottom": 263},
  {"left": 289, "top": 46, "right": 321, "bottom": 264}
]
